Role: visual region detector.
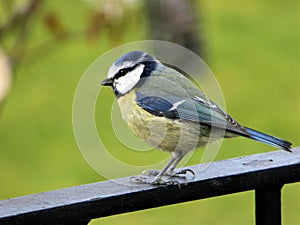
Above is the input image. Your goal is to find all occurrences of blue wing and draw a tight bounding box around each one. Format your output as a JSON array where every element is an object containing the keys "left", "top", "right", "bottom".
[
  {"left": 135, "top": 94, "right": 178, "bottom": 118},
  {"left": 136, "top": 92, "right": 249, "bottom": 137},
  {"left": 136, "top": 93, "right": 292, "bottom": 151}
]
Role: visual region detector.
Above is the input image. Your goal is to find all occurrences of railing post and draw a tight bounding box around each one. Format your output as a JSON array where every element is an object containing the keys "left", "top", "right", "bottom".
[{"left": 255, "top": 185, "right": 283, "bottom": 225}]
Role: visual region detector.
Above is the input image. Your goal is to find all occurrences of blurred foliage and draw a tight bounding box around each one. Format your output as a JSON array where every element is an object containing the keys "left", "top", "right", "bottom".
[{"left": 0, "top": 0, "right": 299, "bottom": 225}]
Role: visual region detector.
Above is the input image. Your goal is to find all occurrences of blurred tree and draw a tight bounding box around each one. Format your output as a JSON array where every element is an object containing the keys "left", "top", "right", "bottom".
[
  {"left": 0, "top": 0, "right": 139, "bottom": 106},
  {"left": 145, "top": 0, "right": 203, "bottom": 56},
  {"left": 0, "top": 0, "right": 42, "bottom": 68},
  {"left": 0, "top": 48, "right": 11, "bottom": 109},
  {"left": 0, "top": 0, "right": 42, "bottom": 106},
  {"left": 84, "top": 0, "right": 139, "bottom": 43},
  {"left": 0, "top": 0, "right": 203, "bottom": 107}
]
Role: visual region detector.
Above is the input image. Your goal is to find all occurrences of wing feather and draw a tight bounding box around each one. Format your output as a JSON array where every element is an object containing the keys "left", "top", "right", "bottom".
[
  {"left": 136, "top": 92, "right": 249, "bottom": 137},
  {"left": 135, "top": 66, "right": 249, "bottom": 137}
]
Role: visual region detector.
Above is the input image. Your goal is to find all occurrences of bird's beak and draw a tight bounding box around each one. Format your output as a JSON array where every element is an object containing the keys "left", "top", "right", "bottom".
[{"left": 101, "top": 78, "right": 113, "bottom": 86}]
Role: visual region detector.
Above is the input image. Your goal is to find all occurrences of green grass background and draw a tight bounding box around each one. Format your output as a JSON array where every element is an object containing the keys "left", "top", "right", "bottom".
[{"left": 0, "top": 0, "right": 299, "bottom": 224}]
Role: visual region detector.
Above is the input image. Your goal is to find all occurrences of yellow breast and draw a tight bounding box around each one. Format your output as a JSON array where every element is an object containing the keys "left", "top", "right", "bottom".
[{"left": 117, "top": 91, "right": 213, "bottom": 154}]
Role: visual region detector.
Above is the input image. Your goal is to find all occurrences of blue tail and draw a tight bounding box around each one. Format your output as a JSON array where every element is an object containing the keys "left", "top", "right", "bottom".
[{"left": 245, "top": 127, "right": 292, "bottom": 152}]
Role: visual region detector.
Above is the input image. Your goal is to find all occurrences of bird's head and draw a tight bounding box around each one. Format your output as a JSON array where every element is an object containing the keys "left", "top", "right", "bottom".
[{"left": 101, "top": 51, "right": 159, "bottom": 96}]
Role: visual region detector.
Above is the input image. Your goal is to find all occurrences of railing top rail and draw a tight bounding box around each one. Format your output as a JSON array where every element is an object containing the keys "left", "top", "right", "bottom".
[{"left": 1, "top": 147, "right": 299, "bottom": 225}]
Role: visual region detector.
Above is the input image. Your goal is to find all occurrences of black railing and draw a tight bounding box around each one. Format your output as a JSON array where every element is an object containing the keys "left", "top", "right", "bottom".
[{"left": 1, "top": 147, "right": 299, "bottom": 225}]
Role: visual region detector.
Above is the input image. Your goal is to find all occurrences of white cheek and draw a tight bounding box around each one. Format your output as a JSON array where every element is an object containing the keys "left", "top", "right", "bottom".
[{"left": 115, "top": 64, "right": 145, "bottom": 94}]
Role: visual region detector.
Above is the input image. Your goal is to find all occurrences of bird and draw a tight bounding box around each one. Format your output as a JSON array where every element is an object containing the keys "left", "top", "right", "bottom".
[{"left": 101, "top": 51, "right": 292, "bottom": 185}]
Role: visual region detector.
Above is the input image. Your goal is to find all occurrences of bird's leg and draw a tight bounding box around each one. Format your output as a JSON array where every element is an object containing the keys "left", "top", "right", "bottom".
[
  {"left": 142, "top": 152, "right": 185, "bottom": 177},
  {"left": 166, "top": 154, "right": 195, "bottom": 177},
  {"left": 131, "top": 152, "right": 195, "bottom": 185},
  {"left": 141, "top": 155, "right": 177, "bottom": 177},
  {"left": 152, "top": 156, "right": 177, "bottom": 182},
  {"left": 131, "top": 156, "right": 178, "bottom": 185},
  {"left": 166, "top": 154, "right": 184, "bottom": 174}
]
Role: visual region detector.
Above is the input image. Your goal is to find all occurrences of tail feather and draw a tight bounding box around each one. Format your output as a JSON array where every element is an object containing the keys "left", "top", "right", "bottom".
[{"left": 244, "top": 127, "right": 292, "bottom": 152}]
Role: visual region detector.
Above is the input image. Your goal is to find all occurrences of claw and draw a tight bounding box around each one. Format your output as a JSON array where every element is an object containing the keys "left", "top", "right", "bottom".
[{"left": 172, "top": 168, "right": 195, "bottom": 177}]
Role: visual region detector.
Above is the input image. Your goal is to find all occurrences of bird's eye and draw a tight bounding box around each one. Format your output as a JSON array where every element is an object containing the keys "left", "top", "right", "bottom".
[{"left": 118, "top": 68, "right": 128, "bottom": 76}]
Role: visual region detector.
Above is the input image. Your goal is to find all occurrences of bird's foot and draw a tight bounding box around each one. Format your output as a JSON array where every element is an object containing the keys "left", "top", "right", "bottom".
[
  {"left": 142, "top": 168, "right": 195, "bottom": 178},
  {"left": 130, "top": 175, "right": 180, "bottom": 185},
  {"left": 131, "top": 168, "right": 195, "bottom": 186}
]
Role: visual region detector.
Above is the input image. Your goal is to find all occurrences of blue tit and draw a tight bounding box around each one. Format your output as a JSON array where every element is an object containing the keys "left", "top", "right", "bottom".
[{"left": 101, "top": 51, "right": 292, "bottom": 184}]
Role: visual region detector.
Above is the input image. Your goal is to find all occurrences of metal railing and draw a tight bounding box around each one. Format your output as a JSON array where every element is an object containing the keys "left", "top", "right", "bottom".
[{"left": 1, "top": 147, "right": 299, "bottom": 225}]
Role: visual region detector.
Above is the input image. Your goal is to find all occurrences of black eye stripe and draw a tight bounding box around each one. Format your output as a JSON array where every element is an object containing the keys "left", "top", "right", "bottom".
[
  {"left": 114, "top": 66, "right": 135, "bottom": 80},
  {"left": 114, "top": 60, "right": 156, "bottom": 81}
]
